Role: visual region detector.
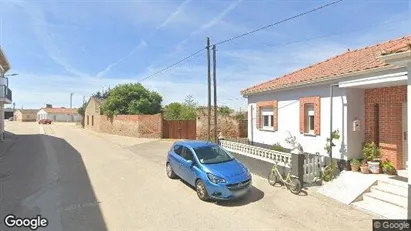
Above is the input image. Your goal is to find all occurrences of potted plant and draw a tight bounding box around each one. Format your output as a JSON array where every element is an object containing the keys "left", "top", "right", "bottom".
[
  {"left": 381, "top": 159, "right": 397, "bottom": 175},
  {"left": 350, "top": 158, "right": 360, "bottom": 172},
  {"left": 360, "top": 160, "right": 369, "bottom": 174},
  {"left": 363, "top": 142, "right": 381, "bottom": 174}
]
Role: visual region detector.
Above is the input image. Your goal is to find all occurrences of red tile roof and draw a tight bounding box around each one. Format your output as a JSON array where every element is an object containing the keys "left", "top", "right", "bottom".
[
  {"left": 43, "top": 108, "right": 78, "bottom": 115},
  {"left": 241, "top": 35, "right": 411, "bottom": 96}
]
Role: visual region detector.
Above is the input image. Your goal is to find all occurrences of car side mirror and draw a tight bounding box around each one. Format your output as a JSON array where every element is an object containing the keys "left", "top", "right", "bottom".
[{"left": 186, "top": 160, "right": 194, "bottom": 166}]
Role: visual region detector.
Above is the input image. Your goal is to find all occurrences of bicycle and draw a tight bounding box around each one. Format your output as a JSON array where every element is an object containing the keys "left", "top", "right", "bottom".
[{"left": 267, "top": 162, "right": 302, "bottom": 195}]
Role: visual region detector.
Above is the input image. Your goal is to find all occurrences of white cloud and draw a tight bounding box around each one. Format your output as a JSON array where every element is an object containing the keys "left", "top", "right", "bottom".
[
  {"left": 156, "top": 0, "right": 192, "bottom": 30},
  {"left": 96, "top": 39, "right": 147, "bottom": 78},
  {"left": 176, "top": 0, "right": 244, "bottom": 50}
]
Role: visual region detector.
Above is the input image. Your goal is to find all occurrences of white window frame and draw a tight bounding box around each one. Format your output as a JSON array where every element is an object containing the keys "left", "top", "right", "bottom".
[
  {"left": 261, "top": 108, "right": 274, "bottom": 130},
  {"left": 305, "top": 104, "right": 315, "bottom": 134}
]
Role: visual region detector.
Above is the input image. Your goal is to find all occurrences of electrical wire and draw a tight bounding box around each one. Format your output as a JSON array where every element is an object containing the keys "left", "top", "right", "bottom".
[
  {"left": 214, "top": 0, "right": 344, "bottom": 46},
  {"left": 138, "top": 48, "right": 206, "bottom": 82}
]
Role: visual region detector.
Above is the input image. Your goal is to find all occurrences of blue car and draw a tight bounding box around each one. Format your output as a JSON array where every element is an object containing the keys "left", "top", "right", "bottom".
[{"left": 166, "top": 140, "right": 252, "bottom": 201}]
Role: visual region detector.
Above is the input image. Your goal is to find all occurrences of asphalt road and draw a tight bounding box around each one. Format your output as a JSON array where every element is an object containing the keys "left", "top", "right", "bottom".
[{"left": 0, "top": 122, "right": 375, "bottom": 231}]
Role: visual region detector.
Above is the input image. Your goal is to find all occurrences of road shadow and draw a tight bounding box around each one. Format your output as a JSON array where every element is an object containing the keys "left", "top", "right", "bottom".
[
  {"left": 0, "top": 133, "right": 108, "bottom": 231},
  {"left": 179, "top": 180, "right": 264, "bottom": 206},
  {"left": 267, "top": 183, "right": 309, "bottom": 196},
  {"left": 215, "top": 186, "right": 264, "bottom": 207}
]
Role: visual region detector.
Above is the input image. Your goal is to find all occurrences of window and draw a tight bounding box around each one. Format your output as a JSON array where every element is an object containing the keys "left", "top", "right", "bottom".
[
  {"left": 174, "top": 145, "right": 183, "bottom": 155},
  {"left": 305, "top": 104, "right": 315, "bottom": 134},
  {"left": 261, "top": 108, "right": 274, "bottom": 130},
  {"left": 194, "top": 145, "right": 234, "bottom": 164},
  {"left": 87, "top": 116, "right": 89, "bottom": 125},
  {"left": 91, "top": 116, "right": 94, "bottom": 126},
  {"left": 181, "top": 147, "right": 194, "bottom": 161}
]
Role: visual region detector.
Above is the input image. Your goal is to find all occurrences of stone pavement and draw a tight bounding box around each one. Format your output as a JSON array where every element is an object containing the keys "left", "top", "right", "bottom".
[{"left": 0, "top": 131, "right": 17, "bottom": 160}]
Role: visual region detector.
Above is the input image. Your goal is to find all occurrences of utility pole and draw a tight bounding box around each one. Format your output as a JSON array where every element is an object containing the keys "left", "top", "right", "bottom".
[
  {"left": 206, "top": 37, "right": 211, "bottom": 141},
  {"left": 70, "top": 93, "right": 74, "bottom": 108},
  {"left": 83, "top": 96, "right": 86, "bottom": 105},
  {"left": 212, "top": 45, "right": 217, "bottom": 143}
]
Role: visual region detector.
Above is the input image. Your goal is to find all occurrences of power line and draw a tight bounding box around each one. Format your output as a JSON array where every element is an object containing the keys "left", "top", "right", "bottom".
[
  {"left": 223, "top": 17, "right": 409, "bottom": 50},
  {"left": 138, "top": 48, "right": 206, "bottom": 82},
  {"left": 214, "top": 0, "right": 344, "bottom": 46}
]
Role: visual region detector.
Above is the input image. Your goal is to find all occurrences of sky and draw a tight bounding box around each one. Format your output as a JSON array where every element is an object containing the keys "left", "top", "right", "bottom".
[{"left": 0, "top": 0, "right": 410, "bottom": 110}]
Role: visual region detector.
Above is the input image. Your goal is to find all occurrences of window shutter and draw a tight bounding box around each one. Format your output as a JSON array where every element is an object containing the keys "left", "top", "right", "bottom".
[
  {"left": 299, "top": 102, "right": 305, "bottom": 133},
  {"left": 314, "top": 97, "right": 321, "bottom": 135}
]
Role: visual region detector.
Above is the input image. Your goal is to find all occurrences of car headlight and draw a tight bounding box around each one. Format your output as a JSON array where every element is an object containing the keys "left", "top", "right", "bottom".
[{"left": 207, "top": 173, "right": 226, "bottom": 184}]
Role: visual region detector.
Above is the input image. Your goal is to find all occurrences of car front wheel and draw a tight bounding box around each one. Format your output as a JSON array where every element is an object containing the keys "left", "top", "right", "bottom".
[
  {"left": 195, "top": 180, "right": 210, "bottom": 201},
  {"left": 166, "top": 163, "right": 177, "bottom": 179}
]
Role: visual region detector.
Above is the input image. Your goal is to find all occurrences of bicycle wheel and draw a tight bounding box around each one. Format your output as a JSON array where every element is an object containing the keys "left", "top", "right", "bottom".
[
  {"left": 267, "top": 171, "right": 278, "bottom": 186},
  {"left": 289, "top": 178, "right": 302, "bottom": 195}
]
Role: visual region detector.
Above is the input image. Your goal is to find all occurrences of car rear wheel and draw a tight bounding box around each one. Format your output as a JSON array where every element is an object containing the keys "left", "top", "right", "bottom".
[
  {"left": 195, "top": 180, "right": 210, "bottom": 201},
  {"left": 166, "top": 163, "right": 177, "bottom": 179}
]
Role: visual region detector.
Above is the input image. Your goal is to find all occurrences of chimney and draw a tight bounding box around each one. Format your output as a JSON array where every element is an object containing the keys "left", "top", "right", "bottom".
[{"left": 46, "top": 104, "right": 52, "bottom": 108}]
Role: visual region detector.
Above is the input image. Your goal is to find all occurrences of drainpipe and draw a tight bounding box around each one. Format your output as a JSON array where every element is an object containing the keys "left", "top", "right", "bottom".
[{"left": 329, "top": 83, "right": 339, "bottom": 162}]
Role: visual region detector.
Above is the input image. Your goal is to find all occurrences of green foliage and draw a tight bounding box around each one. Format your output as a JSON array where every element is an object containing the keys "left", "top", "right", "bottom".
[
  {"left": 362, "top": 142, "right": 381, "bottom": 161},
  {"left": 271, "top": 143, "right": 286, "bottom": 152},
  {"left": 235, "top": 113, "right": 245, "bottom": 120},
  {"left": 381, "top": 159, "right": 396, "bottom": 174},
  {"left": 322, "top": 161, "right": 338, "bottom": 182},
  {"left": 324, "top": 129, "right": 340, "bottom": 154},
  {"left": 163, "top": 95, "right": 198, "bottom": 120},
  {"left": 101, "top": 83, "right": 162, "bottom": 117},
  {"left": 77, "top": 102, "right": 87, "bottom": 117},
  {"left": 218, "top": 106, "right": 232, "bottom": 116},
  {"left": 350, "top": 158, "right": 360, "bottom": 166},
  {"left": 93, "top": 88, "right": 110, "bottom": 99}
]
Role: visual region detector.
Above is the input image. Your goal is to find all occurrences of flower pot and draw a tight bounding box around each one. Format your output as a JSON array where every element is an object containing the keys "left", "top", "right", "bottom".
[
  {"left": 350, "top": 164, "right": 360, "bottom": 172},
  {"left": 360, "top": 165, "right": 369, "bottom": 174},
  {"left": 367, "top": 161, "right": 380, "bottom": 174}
]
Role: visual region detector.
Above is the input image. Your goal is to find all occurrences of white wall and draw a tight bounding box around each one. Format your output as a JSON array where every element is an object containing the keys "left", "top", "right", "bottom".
[
  {"left": 37, "top": 109, "right": 82, "bottom": 122},
  {"left": 247, "top": 83, "right": 350, "bottom": 159},
  {"left": 37, "top": 109, "right": 47, "bottom": 121},
  {"left": 346, "top": 88, "right": 365, "bottom": 159}
]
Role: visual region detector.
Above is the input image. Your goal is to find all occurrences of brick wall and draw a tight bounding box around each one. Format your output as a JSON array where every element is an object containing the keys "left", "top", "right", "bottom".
[
  {"left": 364, "top": 86, "right": 406, "bottom": 169},
  {"left": 196, "top": 112, "right": 246, "bottom": 140},
  {"left": 99, "top": 113, "right": 163, "bottom": 138}
]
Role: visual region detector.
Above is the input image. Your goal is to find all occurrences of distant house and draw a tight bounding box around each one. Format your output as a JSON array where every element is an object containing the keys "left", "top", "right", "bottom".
[
  {"left": 37, "top": 105, "right": 82, "bottom": 122},
  {"left": 84, "top": 97, "right": 106, "bottom": 130},
  {"left": 15, "top": 109, "right": 38, "bottom": 122}
]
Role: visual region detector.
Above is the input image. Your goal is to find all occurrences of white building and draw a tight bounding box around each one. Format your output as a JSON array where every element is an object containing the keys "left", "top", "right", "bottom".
[
  {"left": 0, "top": 48, "right": 12, "bottom": 141},
  {"left": 37, "top": 106, "right": 82, "bottom": 122},
  {"left": 243, "top": 35, "right": 411, "bottom": 171}
]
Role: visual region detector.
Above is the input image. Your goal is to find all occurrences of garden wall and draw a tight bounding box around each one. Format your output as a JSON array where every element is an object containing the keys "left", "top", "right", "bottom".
[{"left": 99, "top": 113, "right": 163, "bottom": 138}]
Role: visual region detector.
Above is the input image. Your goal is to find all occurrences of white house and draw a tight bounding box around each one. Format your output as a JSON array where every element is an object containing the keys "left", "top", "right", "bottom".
[
  {"left": 37, "top": 106, "right": 82, "bottom": 122},
  {"left": 242, "top": 35, "right": 411, "bottom": 172},
  {"left": 0, "top": 48, "right": 12, "bottom": 141}
]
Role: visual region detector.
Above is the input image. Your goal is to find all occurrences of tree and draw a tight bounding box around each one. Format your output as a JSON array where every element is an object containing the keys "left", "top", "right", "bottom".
[
  {"left": 218, "top": 106, "right": 232, "bottom": 116},
  {"left": 101, "top": 83, "right": 162, "bottom": 117},
  {"left": 93, "top": 87, "right": 111, "bottom": 99},
  {"left": 77, "top": 102, "right": 87, "bottom": 117},
  {"left": 163, "top": 95, "right": 198, "bottom": 120}
]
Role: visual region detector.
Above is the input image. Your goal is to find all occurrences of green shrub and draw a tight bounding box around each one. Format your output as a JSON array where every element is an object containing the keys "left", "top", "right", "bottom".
[
  {"left": 350, "top": 158, "right": 360, "bottom": 166},
  {"left": 322, "top": 161, "right": 338, "bottom": 182},
  {"left": 362, "top": 142, "right": 380, "bottom": 161},
  {"left": 271, "top": 143, "right": 286, "bottom": 152},
  {"left": 381, "top": 159, "right": 396, "bottom": 174}
]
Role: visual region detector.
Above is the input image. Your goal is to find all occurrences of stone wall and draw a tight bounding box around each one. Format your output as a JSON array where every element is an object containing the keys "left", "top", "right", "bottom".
[
  {"left": 196, "top": 111, "right": 247, "bottom": 140},
  {"left": 99, "top": 113, "right": 163, "bottom": 138}
]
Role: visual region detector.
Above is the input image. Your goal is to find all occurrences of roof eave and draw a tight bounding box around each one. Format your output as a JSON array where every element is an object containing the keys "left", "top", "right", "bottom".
[
  {"left": 241, "top": 65, "right": 398, "bottom": 97},
  {"left": 0, "top": 47, "right": 11, "bottom": 73}
]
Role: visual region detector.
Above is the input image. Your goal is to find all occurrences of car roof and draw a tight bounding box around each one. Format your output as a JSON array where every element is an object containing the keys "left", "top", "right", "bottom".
[{"left": 175, "top": 140, "right": 215, "bottom": 149}]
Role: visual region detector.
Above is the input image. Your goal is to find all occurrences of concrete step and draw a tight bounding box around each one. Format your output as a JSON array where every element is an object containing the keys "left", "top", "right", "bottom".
[
  {"left": 371, "top": 183, "right": 407, "bottom": 198},
  {"left": 363, "top": 191, "right": 407, "bottom": 209},
  {"left": 378, "top": 178, "right": 408, "bottom": 189},
  {"left": 353, "top": 196, "right": 407, "bottom": 219}
]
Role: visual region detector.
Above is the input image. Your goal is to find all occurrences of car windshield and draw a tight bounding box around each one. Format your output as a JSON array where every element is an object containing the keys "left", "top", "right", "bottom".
[{"left": 194, "top": 145, "right": 234, "bottom": 164}]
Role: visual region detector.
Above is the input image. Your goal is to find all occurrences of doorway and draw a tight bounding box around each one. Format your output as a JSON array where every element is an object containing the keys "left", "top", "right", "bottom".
[{"left": 403, "top": 102, "right": 408, "bottom": 170}]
